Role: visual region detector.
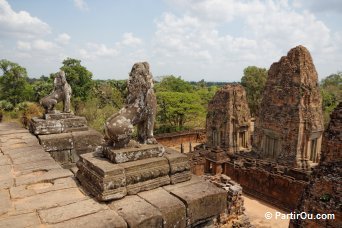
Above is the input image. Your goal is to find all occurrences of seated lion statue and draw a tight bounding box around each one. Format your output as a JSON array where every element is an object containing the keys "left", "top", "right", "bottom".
[
  {"left": 104, "top": 62, "right": 157, "bottom": 148},
  {"left": 40, "top": 70, "right": 72, "bottom": 114}
]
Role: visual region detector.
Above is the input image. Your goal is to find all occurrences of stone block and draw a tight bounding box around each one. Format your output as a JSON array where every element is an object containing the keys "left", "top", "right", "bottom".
[
  {"left": 109, "top": 195, "right": 163, "bottom": 228},
  {"left": 103, "top": 144, "right": 164, "bottom": 163},
  {"left": 38, "top": 133, "right": 73, "bottom": 152},
  {"left": 164, "top": 148, "right": 191, "bottom": 184},
  {"left": 30, "top": 116, "right": 88, "bottom": 135},
  {"left": 30, "top": 117, "right": 62, "bottom": 135},
  {"left": 60, "top": 117, "right": 88, "bottom": 131},
  {"left": 50, "top": 150, "right": 72, "bottom": 164},
  {"left": 72, "top": 130, "right": 102, "bottom": 153},
  {"left": 164, "top": 181, "right": 227, "bottom": 226},
  {"left": 138, "top": 188, "right": 186, "bottom": 228},
  {"left": 120, "top": 157, "right": 170, "bottom": 194},
  {"left": 76, "top": 152, "right": 126, "bottom": 201}
]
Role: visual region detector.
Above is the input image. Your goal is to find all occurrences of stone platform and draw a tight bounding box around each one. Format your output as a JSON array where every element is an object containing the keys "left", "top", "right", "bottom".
[
  {"left": 0, "top": 122, "right": 228, "bottom": 228},
  {"left": 29, "top": 112, "right": 102, "bottom": 167},
  {"left": 77, "top": 146, "right": 192, "bottom": 201}
]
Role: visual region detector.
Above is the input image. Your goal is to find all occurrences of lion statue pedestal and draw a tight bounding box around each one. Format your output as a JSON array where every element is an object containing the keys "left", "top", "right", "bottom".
[
  {"left": 29, "top": 70, "right": 102, "bottom": 168},
  {"left": 76, "top": 62, "right": 191, "bottom": 201}
]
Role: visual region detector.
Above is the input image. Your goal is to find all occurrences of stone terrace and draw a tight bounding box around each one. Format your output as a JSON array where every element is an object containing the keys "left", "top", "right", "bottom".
[{"left": 0, "top": 122, "right": 227, "bottom": 227}]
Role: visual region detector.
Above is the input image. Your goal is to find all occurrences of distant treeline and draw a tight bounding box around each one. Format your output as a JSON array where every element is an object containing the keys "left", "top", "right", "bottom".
[{"left": 0, "top": 58, "right": 340, "bottom": 132}]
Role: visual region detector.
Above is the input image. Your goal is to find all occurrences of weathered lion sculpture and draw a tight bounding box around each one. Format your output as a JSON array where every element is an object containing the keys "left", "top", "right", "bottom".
[
  {"left": 40, "top": 70, "right": 72, "bottom": 114},
  {"left": 104, "top": 62, "right": 157, "bottom": 148}
]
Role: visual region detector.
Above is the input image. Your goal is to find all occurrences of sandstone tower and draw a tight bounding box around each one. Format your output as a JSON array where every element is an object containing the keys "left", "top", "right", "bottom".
[
  {"left": 253, "top": 45, "right": 324, "bottom": 169},
  {"left": 206, "top": 83, "right": 251, "bottom": 152}
]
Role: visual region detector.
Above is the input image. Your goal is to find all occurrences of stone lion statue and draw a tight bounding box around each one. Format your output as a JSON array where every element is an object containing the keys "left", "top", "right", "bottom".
[
  {"left": 104, "top": 62, "right": 157, "bottom": 148},
  {"left": 40, "top": 70, "right": 72, "bottom": 114}
]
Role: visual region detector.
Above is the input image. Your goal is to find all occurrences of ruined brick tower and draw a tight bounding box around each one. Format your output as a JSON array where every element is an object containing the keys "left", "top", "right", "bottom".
[
  {"left": 206, "top": 83, "right": 251, "bottom": 152},
  {"left": 253, "top": 45, "right": 324, "bottom": 169},
  {"left": 290, "top": 102, "right": 342, "bottom": 228}
]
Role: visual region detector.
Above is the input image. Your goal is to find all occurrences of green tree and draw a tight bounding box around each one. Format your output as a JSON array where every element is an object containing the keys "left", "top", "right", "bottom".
[
  {"left": 92, "top": 81, "right": 124, "bottom": 109},
  {"left": 156, "top": 92, "right": 204, "bottom": 132},
  {"left": 155, "top": 75, "right": 193, "bottom": 93},
  {"left": 32, "top": 80, "right": 53, "bottom": 102},
  {"left": 320, "top": 72, "right": 342, "bottom": 125},
  {"left": 0, "top": 59, "right": 30, "bottom": 105},
  {"left": 60, "top": 58, "right": 93, "bottom": 100},
  {"left": 240, "top": 66, "right": 267, "bottom": 117}
]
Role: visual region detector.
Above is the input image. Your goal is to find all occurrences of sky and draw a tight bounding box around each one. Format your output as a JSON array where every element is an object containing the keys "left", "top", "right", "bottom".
[{"left": 0, "top": 0, "right": 341, "bottom": 82}]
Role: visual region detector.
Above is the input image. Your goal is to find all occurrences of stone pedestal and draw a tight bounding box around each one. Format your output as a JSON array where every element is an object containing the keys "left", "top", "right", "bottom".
[
  {"left": 29, "top": 113, "right": 103, "bottom": 167},
  {"left": 76, "top": 145, "right": 192, "bottom": 202}
]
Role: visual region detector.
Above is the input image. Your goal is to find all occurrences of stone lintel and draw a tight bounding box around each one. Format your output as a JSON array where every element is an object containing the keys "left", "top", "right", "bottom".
[{"left": 103, "top": 144, "right": 165, "bottom": 163}]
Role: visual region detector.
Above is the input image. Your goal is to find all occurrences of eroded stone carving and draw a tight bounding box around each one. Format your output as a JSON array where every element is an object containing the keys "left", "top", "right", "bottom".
[
  {"left": 104, "top": 62, "right": 157, "bottom": 148},
  {"left": 40, "top": 70, "right": 72, "bottom": 114}
]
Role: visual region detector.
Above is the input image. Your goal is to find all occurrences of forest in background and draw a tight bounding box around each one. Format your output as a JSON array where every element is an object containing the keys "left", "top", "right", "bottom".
[{"left": 0, "top": 58, "right": 340, "bottom": 134}]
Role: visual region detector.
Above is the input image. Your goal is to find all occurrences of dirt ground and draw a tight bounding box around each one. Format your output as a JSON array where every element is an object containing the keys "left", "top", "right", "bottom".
[{"left": 243, "top": 194, "right": 290, "bottom": 228}]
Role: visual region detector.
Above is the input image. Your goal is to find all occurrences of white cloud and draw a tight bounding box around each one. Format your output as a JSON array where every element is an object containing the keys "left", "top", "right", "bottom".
[
  {"left": 74, "top": 0, "right": 89, "bottom": 11},
  {"left": 154, "top": 0, "right": 341, "bottom": 80},
  {"left": 17, "top": 41, "right": 31, "bottom": 51},
  {"left": 0, "top": 0, "right": 50, "bottom": 38},
  {"left": 80, "top": 42, "right": 119, "bottom": 60},
  {"left": 121, "top": 33, "right": 142, "bottom": 46},
  {"left": 55, "top": 33, "right": 71, "bottom": 45},
  {"left": 32, "top": 39, "right": 58, "bottom": 51}
]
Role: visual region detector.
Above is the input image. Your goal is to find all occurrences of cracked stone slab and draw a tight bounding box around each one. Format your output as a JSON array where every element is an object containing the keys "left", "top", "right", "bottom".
[
  {"left": 109, "top": 195, "right": 163, "bottom": 228},
  {"left": 11, "top": 152, "right": 53, "bottom": 165},
  {"left": 0, "top": 212, "right": 40, "bottom": 227},
  {"left": 50, "top": 209, "right": 127, "bottom": 228},
  {"left": 13, "top": 159, "right": 60, "bottom": 175},
  {"left": 0, "top": 165, "right": 14, "bottom": 189},
  {"left": 10, "top": 177, "right": 77, "bottom": 199},
  {"left": 38, "top": 198, "right": 108, "bottom": 224},
  {"left": 0, "top": 155, "right": 11, "bottom": 166},
  {"left": 15, "top": 168, "right": 73, "bottom": 186},
  {"left": 3, "top": 145, "right": 45, "bottom": 157},
  {"left": 14, "top": 187, "right": 86, "bottom": 213},
  {"left": 0, "top": 190, "right": 12, "bottom": 216}
]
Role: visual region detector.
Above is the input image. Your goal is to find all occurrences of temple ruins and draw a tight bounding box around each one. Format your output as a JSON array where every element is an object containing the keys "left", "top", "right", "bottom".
[
  {"left": 206, "top": 83, "right": 252, "bottom": 152},
  {"left": 290, "top": 102, "right": 341, "bottom": 228},
  {"left": 203, "top": 83, "right": 252, "bottom": 175},
  {"left": 189, "top": 45, "right": 326, "bottom": 211},
  {"left": 253, "top": 45, "right": 324, "bottom": 169}
]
